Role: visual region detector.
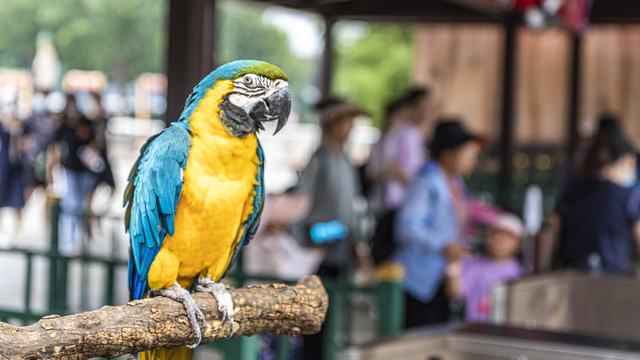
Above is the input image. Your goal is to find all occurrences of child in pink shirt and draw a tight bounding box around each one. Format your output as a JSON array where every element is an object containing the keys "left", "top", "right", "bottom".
[{"left": 445, "top": 213, "right": 527, "bottom": 323}]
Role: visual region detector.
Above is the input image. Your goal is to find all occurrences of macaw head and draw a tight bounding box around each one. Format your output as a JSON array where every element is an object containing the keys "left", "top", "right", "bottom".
[{"left": 178, "top": 60, "right": 291, "bottom": 138}]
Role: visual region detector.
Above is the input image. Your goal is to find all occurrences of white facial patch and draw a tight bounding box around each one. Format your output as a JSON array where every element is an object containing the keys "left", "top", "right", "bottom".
[
  {"left": 228, "top": 92, "right": 262, "bottom": 108},
  {"left": 229, "top": 74, "right": 275, "bottom": 110}
]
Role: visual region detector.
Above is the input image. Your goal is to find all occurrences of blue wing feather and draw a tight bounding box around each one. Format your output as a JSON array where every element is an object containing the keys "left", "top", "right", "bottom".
[
  {"left": 246, "top": 140, "right": 266, "bottom": 240},
  {"left": 125, "top": 125, "right": 191, "bottom": 300}
]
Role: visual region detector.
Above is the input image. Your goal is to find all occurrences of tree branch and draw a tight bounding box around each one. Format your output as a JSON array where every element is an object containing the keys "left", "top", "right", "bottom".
[{"left": 0, "top": 276, "right": 328, "bottom": 359}]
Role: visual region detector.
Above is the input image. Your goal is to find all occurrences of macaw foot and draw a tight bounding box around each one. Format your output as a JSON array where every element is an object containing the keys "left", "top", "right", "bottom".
[
  {"left": 150, "top": 283, "right": 206, "bottom": 349},
  {"left": 196, "top": 276, "right": 235, "bottom": 337}
]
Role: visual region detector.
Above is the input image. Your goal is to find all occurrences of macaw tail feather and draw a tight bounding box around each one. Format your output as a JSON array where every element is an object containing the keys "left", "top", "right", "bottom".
[{"left": 139, "top": 346, "right": 193, "bottom": 360}]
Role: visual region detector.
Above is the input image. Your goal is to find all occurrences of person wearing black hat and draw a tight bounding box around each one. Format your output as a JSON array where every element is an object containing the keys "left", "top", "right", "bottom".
[{"left": 393, "top": 118, "right": 482, "bottom": 328}]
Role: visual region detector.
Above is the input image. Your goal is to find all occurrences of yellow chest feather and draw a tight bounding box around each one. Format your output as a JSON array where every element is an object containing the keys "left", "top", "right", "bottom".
[{"left": 148, "top": 80, "right": 259, "bottom": 288}]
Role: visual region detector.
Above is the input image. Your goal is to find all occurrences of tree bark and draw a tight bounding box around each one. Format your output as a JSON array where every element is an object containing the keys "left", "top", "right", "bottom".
[{"left": 0, "top": 276, "right": 328, "bottom": 359}]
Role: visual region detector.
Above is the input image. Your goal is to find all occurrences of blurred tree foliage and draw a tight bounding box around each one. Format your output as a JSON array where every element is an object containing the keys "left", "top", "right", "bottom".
[
  {"left": 0, "top": 0, "right": 165, "bottom": 87},
  {"left": 0, "top": 0, "right": 316, "bottom": 117},
  {"left": 216, "top": 0, "right": 317, "bottom": 120},
  {"left": 333, "top": 23, "right": 415, "bottom": 127},
  {"left": 0, "top": 0, "right": 413, "bottom": 126}
]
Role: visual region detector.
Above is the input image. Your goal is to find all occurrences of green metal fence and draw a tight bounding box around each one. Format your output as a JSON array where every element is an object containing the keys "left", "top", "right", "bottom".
[
  {"left": 0, "top": 202, "right": 128, "bottom": 325},
  {"left": 0, "top": 202, "right": 405, "bottom": 360},
  {"left": 222, "top": 265, "right": 405, "bottom": 360}
]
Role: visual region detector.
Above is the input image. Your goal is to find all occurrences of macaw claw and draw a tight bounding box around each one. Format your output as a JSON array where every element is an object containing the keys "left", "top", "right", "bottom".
[
  {"left": 150, "top": 282, "right": 205, "bottom": 349},
  {"left": 196, "top": 276, "right": 235, "bottom": 338}
]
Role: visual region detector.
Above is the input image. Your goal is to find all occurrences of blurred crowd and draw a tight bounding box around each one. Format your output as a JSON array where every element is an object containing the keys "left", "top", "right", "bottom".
[
  {"left": 1, "top": 62, "right": 639, "bottom": 360},
  {"left": 0, "top": 90, "right": 115, "bottom": 254},
  {"left": 243, "top": 87, "right": 640, "bottom": 360}
]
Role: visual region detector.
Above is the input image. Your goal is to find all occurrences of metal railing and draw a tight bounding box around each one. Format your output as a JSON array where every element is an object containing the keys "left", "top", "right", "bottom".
[
  {"left": 222, "top": 256, "right": 405, "bottom": 360},
  {"left": 0, "top": 201, "right": 128, "bottom": 325}
]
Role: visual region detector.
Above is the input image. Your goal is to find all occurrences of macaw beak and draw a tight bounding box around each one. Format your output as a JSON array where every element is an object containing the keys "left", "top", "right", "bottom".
[{"left": 248, "top": 85, "right": 291, "bottom": 135}]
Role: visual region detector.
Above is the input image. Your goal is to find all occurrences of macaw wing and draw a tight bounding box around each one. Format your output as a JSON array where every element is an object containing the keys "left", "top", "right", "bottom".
[
  {"left": 124, "top": 126, "right": 191, "bottom": 300},
  {"left": 245, "top": 140, "right": 266, "bottom": 242},
  {"left": 221, "top": 140, "right": 265, "bottom": 278}
]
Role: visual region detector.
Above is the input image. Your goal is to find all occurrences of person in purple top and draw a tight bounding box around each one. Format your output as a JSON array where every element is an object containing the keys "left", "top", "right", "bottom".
[
  {"left": 445, "top": 212, "right": 527, "bottom": 323},
  {"left": 367, "top": 88, "right": 430, "bottom": 212},
  {"left": 367, "top": 89, "right": 431, "bottom": 264}
]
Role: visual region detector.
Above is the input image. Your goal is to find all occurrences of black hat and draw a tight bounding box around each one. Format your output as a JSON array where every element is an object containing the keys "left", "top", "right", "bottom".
[
  {"left": 430, "top": 119, "right": 481, "bottom": 157},
  {"left": 405, "top": 87, "right": 429, "bottom": 104}
]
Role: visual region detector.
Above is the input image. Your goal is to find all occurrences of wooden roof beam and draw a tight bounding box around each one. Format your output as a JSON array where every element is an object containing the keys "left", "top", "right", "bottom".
[
  {"left": 440, "top": 0, "right": 505, "bottom": 16},
  {"left": 248, "top": 0, "right": 503, "bottom": 22}
]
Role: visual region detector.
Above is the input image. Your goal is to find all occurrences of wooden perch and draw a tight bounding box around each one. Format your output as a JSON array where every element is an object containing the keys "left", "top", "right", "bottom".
[{"left": 0, "top": 276, "right": 328, "bottom": 359}]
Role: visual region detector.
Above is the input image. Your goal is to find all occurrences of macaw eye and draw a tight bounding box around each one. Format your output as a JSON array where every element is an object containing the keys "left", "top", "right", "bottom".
[{"left": 243, "top": 76, "right": 253, "bottom": 86}]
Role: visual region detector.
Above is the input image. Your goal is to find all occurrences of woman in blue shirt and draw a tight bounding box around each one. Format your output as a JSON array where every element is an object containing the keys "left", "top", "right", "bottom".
[{"left": 394, "top": 120, "right": 482, "bottom": 329}]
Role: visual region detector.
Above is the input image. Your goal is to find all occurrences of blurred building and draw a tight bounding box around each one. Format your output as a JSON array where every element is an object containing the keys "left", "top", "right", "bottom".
[{"left": 413, "top": 25, "right": 640, "bottom": 145}]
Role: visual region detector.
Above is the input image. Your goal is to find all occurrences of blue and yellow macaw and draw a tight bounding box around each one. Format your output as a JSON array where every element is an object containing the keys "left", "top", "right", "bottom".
[{"left": 124, "top": 60, "right": 290, "bottom": 359}]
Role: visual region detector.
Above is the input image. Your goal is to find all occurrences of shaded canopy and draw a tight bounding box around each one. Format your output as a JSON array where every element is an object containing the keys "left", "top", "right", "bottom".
[{"left": 251, "top": 0, "right": 640, "bottom": 24}]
